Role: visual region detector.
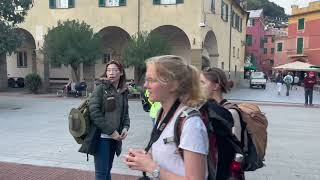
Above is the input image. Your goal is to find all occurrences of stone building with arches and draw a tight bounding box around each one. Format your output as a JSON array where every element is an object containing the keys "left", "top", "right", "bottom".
[{"left": 7, "top": 0, "right": 248, "bottom": 91}]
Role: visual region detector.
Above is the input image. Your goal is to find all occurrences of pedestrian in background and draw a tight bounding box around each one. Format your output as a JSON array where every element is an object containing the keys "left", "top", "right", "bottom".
[
  {"left": 124, "top": 55, "right": 208, "bottom": 180},
  {"left": 283, "top": 73, "right": 293, "bottom": 96},
  {"left": 275, "top": 73, "right": 283, "bottom": 95},
  {"left": 89, "top": 60, "right": 130, "bottom": 180},
  {"left": 144, "top": 89, "right": 161, "bottom": 126},
  {"left": 303, "top": 71, "right": 317, "bottom": 106}
]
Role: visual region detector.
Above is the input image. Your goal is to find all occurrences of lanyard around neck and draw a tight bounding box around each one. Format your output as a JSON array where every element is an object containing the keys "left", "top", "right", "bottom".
[{"left": 144, "top": 99, "right": 181, "bottom": 152}]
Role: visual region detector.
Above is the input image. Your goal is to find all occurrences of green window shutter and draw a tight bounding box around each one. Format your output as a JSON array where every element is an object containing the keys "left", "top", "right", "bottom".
[
  {"left": 252, "top": 19, "right": 255, "bottom": 26},
  {"left": 271, "top": 48, "right": 275, "bottom": 54},
  {"left": 176, "top": 0, "right": 184, "bottom": 4},
  {"left": 49, "top": 0, "right": 56, "bottom": 8},
  {"left": 221, "top": 2, "right": 224, "bottom": 19},
  {"left": 246, "top": 35, "right": 252, "bottom": 46},
  {"left": 153, "top": 0, "right": 161, "bottom": 4},
  {"left": 277, "top": 43, "right": 282, "bottom": 52},
  {"left": 68, "top": 0, "right": 75, "bottom": 8},
  {"left": 297, "top": 38, "right": 303, "bottom": 54},
  {"left": 99, "top": 0, "right": 105, "bottom": 7},
  {"left": 298, "top": 18, "right": 304, "bottom": 30},
  {"left": 226, "top": 4, "right": 229, "bottom": 22},
  {"left": 239, "top": 18, "right": 242, "bottom": 32},
  {"left": 119, "top": 0, "right": 126, "bottom": 6},
  {"left": 264, "top": 48, "right": 267, "bottom": 54}
]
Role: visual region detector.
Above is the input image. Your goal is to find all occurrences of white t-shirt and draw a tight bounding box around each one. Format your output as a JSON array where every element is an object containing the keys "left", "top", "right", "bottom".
[{"left": 151, "top": 106, "right": 209, "bottom": 177}]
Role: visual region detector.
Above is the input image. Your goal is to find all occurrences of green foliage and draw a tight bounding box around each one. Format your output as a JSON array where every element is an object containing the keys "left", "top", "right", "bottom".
[
  {"left": 0, "top": 0, "right": 33, "bottom": 55},
  {"left": 0, "top": 0, "right": 33, "bottom": 25},
  {"left": 0, "top": 22, "right": 24, "bottom": 55},
  {"left": 247, "top": 0, "right": 286, "bottom": 17},
  {"left": 122, "top": 31, "right": 170, "bottom": 83},
  {"left": 42, "top": 20, "right": 103, "bottom": 82},
  {"left": 25, "top": 73, "right": 42, "bottom": 93}
]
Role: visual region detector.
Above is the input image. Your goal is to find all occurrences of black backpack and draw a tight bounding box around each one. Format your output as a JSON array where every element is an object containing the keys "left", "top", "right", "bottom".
[{"left": 174, "top": 100, "right": 244, "bottom": 180}]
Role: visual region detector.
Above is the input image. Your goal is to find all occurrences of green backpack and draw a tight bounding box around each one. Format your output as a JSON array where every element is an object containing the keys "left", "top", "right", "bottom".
[{"left": 68, "top": 99, "right": 91, "bottom": 144}]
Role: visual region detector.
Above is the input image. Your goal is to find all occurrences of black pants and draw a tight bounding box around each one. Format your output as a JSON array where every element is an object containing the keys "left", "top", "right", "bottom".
[
  {"left": 285, "top": 83, "right": 290, "bottom": 96},
  {"left": 305, "top": 88, "right": 313, "bottom": 105}
]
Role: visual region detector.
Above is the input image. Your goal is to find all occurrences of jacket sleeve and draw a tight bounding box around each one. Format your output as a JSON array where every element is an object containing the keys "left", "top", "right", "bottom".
[
  {"left": 122, "top": 92, "right": 130, "bottom": 131},
  {"left": 89, "top": 84, "right": 115, "bottom": 135}
]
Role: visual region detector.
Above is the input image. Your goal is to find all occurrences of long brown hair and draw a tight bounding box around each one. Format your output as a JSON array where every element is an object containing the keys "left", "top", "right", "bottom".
[{"left": 102, "top": 60, "right": 127, "bottom": 89}]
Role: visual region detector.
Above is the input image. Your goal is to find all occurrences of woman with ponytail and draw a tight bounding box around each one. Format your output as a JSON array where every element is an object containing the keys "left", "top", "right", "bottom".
[{"left": 124, "top": 55, "right": 209, "bottom": 180}]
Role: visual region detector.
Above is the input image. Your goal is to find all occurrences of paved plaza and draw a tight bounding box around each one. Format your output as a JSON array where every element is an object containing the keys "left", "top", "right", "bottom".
[{"left": 0, "top": 82, "right": 319, "bottom": 180}]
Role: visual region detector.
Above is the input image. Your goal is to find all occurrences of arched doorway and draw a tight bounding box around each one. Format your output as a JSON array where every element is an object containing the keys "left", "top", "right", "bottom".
[
  {"left": 203, "top": 31, "right": 218, "bottom": 69},
  {"left": 152, "top": 25, "right": 191, "bottom": 63},
  {"left": 6, "top": 28, "right": 36, "bottom": 87}
]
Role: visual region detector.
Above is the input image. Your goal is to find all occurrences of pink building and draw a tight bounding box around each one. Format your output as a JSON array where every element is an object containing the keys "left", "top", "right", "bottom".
[{"left": 245, "top": 9, "right": 265, "bottom": 70}]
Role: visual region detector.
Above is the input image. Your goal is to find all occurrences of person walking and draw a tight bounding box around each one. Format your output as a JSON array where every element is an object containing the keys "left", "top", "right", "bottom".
[
  {"left": 124, "top": 55, "right": 208, "bottom": 180},
  {"left": 283, "top": 73, "right": 293, "bottom": 96},
  {"left": 275, "top": 73, "right": 283, "bottom": 95},
  {"left": 303, "top": 71, "right": 317, "bottom": 106},
  {"left": 200, "top": 67, "right": 245, "bottom": 180},
  {"left": 144, "top": 89, "right": 161, "bottom": 126},
  {"left": 89, "top": 60, "right": 130, "bottom": 180},
  {"left": 292, "top": 74, "right": 300, "bottom": 90}
]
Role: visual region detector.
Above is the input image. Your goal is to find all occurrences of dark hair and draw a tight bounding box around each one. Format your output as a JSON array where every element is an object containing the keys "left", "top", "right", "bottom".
[
  {"left": 202, "top": 67, "right": 233, "bottom": 93},
  {"left": 102, "top": 60, "right": 127, "bottom": 89}
]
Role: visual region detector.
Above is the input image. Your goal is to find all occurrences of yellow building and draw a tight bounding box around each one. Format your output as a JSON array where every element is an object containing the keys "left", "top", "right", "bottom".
[{"left": 7, "top": 0, "right": 248, "bottom": 91}]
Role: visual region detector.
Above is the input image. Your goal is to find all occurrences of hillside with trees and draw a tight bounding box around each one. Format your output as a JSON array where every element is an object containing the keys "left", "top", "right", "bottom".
[{"left": 247, "top": 0, "right": 287, "bottom": 18}]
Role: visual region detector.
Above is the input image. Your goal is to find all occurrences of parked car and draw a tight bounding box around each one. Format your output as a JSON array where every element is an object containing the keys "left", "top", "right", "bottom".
[{"left": 250, "top": 72, "right": 267, "bottom": 89}]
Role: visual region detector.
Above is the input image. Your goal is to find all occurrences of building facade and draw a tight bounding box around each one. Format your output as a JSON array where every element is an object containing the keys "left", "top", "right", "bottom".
[
  {"left": 245, "top": 9, "right": 265, "bottom": 71},
  {"left": 274, "top": 1, "right": 320, "bottom": 68},
  {"left": 7, "top": 0, "right": 248, "bottom": 90}
]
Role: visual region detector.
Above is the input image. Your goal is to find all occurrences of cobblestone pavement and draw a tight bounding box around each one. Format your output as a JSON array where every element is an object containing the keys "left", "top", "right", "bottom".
[{"left": 0, "top": 84, "right": 319, "bottom": 180}]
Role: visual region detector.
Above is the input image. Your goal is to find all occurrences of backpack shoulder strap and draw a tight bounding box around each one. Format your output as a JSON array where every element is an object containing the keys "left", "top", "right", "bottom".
[{"left": 173, "top": 107, "right": 200, "bottom": 159}]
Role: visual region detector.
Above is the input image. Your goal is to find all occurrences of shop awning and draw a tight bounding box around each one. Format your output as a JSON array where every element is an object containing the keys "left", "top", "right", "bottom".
[{"left": 273, "top": 61, "right": 320, "bottom": 72}]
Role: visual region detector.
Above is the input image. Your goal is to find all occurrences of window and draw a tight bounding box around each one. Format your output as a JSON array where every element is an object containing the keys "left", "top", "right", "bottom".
[
  {"left": 260, "top": 38, "right": 264, "bottom": 48},
  {"left": 246, "top": 34, "right": 252, "bottom": 46},
  {"left": 211, "top": 0, "right": 215, "bottom": 13},
  {"left": 103, "top": 53, "right": 112, "bottom": 64},
  {"left": 234, "top": 65, "right": 237, "bottom": 77},
  {"left": 221, "top": 1, "right": 228, "bottom": 22},
  {"left": 271, "top": 48, "right": 275, "bottom": 54},
  {"left": 277, "top": 43, "right": 283, "bottom": 52},
  {"left": 99, "top": 0, "right": 126, "bottom": 7},
  {"left": 263, "top": 37, "right": 268, "bottom": 43},
  {"left": 221, "top": 62, "right": 224, "bottom": 70},
  {"left": 153, "top": 0, "right": 183, "bottom": 5},
  {"left": 17, "top": 51, "right": 27, "bottom": 68},
  {"left": 237, "top": 48, "right": 239, "bottom": 58},
  {"left": 263, "top": 48, "right": 267, "bottom": 54},
  {"left": 298, "top": 18, "right": 304, "bottom": 30},
  {"left": 233, "top": 46, "right": 235, "bottom": 57},
  {"left": 49, "top": 0, "right": 75, "bottom": 9},
  {"left": 297, "top": 38, "right": 303, "bottom": 54},
  {"left": 272, "top": 36, "right": 275, "bottom": 43},
  {"left": 248, "top": 19, "right": 255, "bottom": 27}
]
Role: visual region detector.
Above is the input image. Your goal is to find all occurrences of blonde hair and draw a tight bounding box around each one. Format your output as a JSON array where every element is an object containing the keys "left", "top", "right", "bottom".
[{"left": 146, "top": 55, "right": 205, "bottom": 107}]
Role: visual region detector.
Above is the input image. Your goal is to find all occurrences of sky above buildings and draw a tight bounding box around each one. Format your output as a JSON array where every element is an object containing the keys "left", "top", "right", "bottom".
[{"left": 269, "top": 0, "right": 319, "bottom": 15}]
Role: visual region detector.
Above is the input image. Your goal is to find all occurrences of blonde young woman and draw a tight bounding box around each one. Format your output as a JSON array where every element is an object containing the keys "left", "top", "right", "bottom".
[{"left": 123, "top": 55, "right": 209, "bottom": 180}]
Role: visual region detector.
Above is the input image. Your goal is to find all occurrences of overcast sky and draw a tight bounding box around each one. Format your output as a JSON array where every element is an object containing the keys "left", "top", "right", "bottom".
[{"left": 269, "top": 0, "right": 319, "bottom": 15}]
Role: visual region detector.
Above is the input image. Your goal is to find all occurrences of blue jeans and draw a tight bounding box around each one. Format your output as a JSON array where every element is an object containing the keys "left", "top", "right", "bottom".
[
  {"left": 305, "top": 88, "right": 313, "bottom": 105},
  {"left": 94, "top": 138, "right": 117, "bottom": 180}
]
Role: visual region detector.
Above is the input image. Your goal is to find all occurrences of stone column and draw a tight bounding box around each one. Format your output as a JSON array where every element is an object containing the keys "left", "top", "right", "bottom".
[
  {"left": 191, "top": 49, "right": 202, "bottom": 70},
  {"left": 31, "top": 49, "right": 37, "bottom": 73},
  {"left": 0, "top": 53, "right": 8, "bottom": 91},
  {"left": 83, "top": 63, "right": 95, "bottom": 93}
]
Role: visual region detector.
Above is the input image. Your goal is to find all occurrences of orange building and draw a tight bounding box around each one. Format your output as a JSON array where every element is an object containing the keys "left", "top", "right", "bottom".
[{"left": 274, "top": 1, "right": 320, "bottom": 67}]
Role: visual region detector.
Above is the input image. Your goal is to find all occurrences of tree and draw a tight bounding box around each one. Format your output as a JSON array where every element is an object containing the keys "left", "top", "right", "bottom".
[
  {"left": 42, "top": 20, "right": 103, "bottom": 84},
  {"left": 122, "top": 31, "right": 171, "bottom": 84},
  {"left": 0, "top": 0, "right": 33, "bottom": 91}
]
